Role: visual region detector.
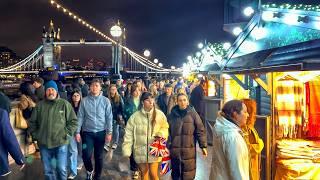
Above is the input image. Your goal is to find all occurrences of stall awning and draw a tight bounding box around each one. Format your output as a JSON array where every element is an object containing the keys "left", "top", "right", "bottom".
[
  {"left": 221, "top": 6, "right": 320, "bottom": 74},
  {"left": 223, "top": 39, "right": 320, "bottom": 73}
]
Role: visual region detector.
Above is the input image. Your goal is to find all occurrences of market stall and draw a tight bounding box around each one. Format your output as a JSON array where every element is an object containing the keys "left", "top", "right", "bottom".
[{"left": 219, "top": 3, "right": 320, "bottom": 180}]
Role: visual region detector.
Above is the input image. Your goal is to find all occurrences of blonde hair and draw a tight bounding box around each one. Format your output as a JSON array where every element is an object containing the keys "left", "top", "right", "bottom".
[{"left": 149, "top": 84, "right": 158, "bottom": 97}]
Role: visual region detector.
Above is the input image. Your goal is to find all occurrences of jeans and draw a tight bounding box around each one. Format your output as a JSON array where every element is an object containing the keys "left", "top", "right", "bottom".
[
  {"left": 82, "top": 130, "right": 106, "bottom": 179},
  {"left": 77, "top": 139, "right": 83, "bottom": 167},
  {"left": 112, "top": 120, "right": 119, "bottom": 145},
  {"left": 39, "top": 144, "right": 68, "bottom": 180},
  {"left": 68, "top": 136, "right": 78, "bottom": 176}
]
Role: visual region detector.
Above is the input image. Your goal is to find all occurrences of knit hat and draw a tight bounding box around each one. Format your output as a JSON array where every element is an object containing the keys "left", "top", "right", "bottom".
[
  {"left": 45, "top": 80, "right": 58, "bottom": 92},
  {"left": 164, "top": 83, "right": 173, "bottom": 88}
]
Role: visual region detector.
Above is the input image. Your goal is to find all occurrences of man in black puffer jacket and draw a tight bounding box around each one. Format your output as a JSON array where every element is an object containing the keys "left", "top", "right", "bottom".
[{"left": 167, "top": 93, "right": 207, "bottom": 180}]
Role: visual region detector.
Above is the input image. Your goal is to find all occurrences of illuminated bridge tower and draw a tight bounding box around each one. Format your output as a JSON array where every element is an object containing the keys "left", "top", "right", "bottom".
[{"left": 42, "top": 20, "right": 61, "bottom": 70}]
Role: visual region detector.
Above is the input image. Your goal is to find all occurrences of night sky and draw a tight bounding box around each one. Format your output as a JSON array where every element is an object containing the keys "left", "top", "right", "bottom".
[{"left": 0, "top": 0, "right": 319, "bottom": 67}]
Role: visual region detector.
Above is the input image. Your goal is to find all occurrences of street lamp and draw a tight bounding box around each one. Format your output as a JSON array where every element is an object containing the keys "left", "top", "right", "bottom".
[
  {"left": 158, "top": 63, "right": 163, "bottom": 67},
  {"left": 198, "top": 43, "right": 204, "bottom": 49},
  {"left": 110, "top": 23, "right": 123, "bottom": 79},
  {"left": 143, "top": 49, "right": 151, "bottom": 78},
  {"left": 110, "top": 25, "right": 122, "bottom": 37},
  {"left": 144, "top": 49, "right": 151, "bottom": 57},
  {"left": 153, "top": 58, "right": 158, "bottom": 64},
  {"left": 243, "top": 6, "right": 254, "bottom": 17},
  {"left": 232, "top": 27, "right": 242, "bottom": 36}
]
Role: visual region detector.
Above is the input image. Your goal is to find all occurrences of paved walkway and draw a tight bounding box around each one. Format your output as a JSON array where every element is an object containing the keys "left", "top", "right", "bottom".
[
  {"left": 5, "top": 144, "right": 212, "bottom": 180},
  {"left": 5, "top": 123, "right": 214, "bottom": 180}
]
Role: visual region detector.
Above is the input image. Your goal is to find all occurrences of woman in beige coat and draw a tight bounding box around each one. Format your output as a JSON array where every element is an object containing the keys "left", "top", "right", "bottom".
[{"left": 122, "top": 92, "right": 169, "bottom": 180}]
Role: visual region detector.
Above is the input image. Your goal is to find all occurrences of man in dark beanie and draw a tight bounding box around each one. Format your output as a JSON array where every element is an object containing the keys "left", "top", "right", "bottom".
[
  {"left": 29, "top": 80, "right": 78, "bottom": 180},
  {"left": 157, "top": 83, "right": 176, "bottom": 116}
]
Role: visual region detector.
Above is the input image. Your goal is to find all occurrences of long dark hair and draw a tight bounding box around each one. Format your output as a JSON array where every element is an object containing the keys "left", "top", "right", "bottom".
[
  {"left": 70, "top": 88, "right": 82, "bottom": 108},
  {"left": 139, "top": 92, "right": 157, "bottom": 134},
  {"left": 19, "top": 81, "right": 37, "bottom": 102},
  {"left": 108, "top": 84, "right": 121, "bottom": 105},
  {"left": 130, "top": 84, "right": 139, "bottom": 96}
]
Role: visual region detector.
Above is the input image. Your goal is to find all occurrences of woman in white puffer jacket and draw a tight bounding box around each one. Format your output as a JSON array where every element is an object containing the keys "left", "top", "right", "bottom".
[
  {"left": 210, "top": 100, "right": 250, "bottom": 180},
  {"left": 122, "top": 92, "right": 169, "bottom": 180}
]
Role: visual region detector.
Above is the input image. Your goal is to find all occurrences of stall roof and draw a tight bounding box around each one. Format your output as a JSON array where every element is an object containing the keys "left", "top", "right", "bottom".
[{"left": 221, "top": 5, "right": 320, "bottom": 73}]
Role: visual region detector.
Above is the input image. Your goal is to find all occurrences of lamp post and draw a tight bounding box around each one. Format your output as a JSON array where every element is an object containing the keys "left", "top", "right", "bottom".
[
  {"left": 143, "top": 49, "right": 151, "bottom": 78},
  {"left": 110, "top": 23, "right": 123, "bottom": 79},
  {"left": 154, "top": 58, "right": 158, "bottom": 78},
  {"left": 158, "top": 62, "right": 163, "bottom": 79}
]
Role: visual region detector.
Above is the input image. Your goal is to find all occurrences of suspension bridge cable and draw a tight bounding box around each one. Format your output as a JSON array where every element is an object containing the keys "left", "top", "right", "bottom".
[{"left": 48, "top": 0, "right": 179, "bottom": 72}]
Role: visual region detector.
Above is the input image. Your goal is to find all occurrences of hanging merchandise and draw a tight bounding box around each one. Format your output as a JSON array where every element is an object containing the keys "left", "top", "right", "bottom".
[
  {"left": 305, "top": 81, "right": 320, "bottom": 138},
  {"left": 275, "top": 77, "right": 303, "bottom": 138}
]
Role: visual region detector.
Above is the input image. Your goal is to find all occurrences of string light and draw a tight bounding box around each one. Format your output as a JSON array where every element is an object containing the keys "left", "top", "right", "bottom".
[
  {"left": 48, "top": 0, "right": 178, "bottom": 71},
  {"left": 184, "top": 42, "right": 229, "bottom": 72},
  {"left": 262, "top": 3, "right": 320, "bottom": 12}
]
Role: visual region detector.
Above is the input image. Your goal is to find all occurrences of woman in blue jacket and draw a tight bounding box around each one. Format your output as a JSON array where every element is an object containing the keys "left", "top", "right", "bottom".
[{"left": 0, "top": 108, "right": 25, "bottom": 177}]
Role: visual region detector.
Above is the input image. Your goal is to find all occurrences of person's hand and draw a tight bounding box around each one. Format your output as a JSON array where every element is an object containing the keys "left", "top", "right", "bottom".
[
  {"left": 75, "top": 134, "right": 81, "bottom": 143},
  {"left": 202, "top": 148, "right": 208, "bottom": 157},
  {"left": 106, "top": 134, "right": 112, "bottom": 143},
  {"left": 19, "top": 164, "right": 25, "bottom": 171},
  {"left": 154, "top": 136, "right": 161, "bottom": 140}
]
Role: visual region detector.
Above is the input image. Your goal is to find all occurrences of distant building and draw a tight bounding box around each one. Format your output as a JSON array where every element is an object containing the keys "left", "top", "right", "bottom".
[{"left": 0, "top": 47, "right": 21, "bottom": 68}]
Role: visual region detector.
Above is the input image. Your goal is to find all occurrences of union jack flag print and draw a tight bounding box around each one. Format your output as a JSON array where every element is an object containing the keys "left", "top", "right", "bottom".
[
  {"left": 161, "top": 154, "right": 171, "bottom": 175},
  {"left": 149, "top": 137, "right": 168, "bottom": 157},
  {"left": 149, "top": 137, "right": 171, "bottom": 175}
]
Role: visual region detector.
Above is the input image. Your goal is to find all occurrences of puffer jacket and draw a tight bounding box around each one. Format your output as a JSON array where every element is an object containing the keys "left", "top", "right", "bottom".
[
  {"left": 210, "top": 115, "right": 249, "bottom": 180},
  {"left": 122, "top": 108, "right": 169, "bottom": 163},
  {"left": 167, "top": 105, "right": 207, "bottom": 180}
]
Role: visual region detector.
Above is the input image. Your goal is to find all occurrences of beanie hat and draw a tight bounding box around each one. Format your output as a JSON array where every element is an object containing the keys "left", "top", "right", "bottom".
[
  {"left": 140, "top": 92, "right": 153, "bottom": 102},
  {"left": 45, "top": 80, "right": 58, "bottom": 92},
  {"left": 164, "top": 83, "right": 173, "bottom": 88}
]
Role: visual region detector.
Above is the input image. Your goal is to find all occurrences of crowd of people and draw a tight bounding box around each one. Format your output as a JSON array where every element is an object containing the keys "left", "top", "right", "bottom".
[{"left": 0, "top": 76, "right": 264, "bottom": 180}]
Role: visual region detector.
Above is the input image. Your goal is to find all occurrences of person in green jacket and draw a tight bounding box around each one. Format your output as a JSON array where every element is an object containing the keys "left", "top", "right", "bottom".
[{"left": 29, "top": 80, "right": 78, "bottom": 180}]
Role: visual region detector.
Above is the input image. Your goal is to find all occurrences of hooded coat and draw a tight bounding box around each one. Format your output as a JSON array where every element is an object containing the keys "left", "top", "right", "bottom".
[
  {"left": 167, "top": 105, "right": 207, "bottom": 180},
  {"left": 210, "top": 115, "right": 249, "bottom": 180}
]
